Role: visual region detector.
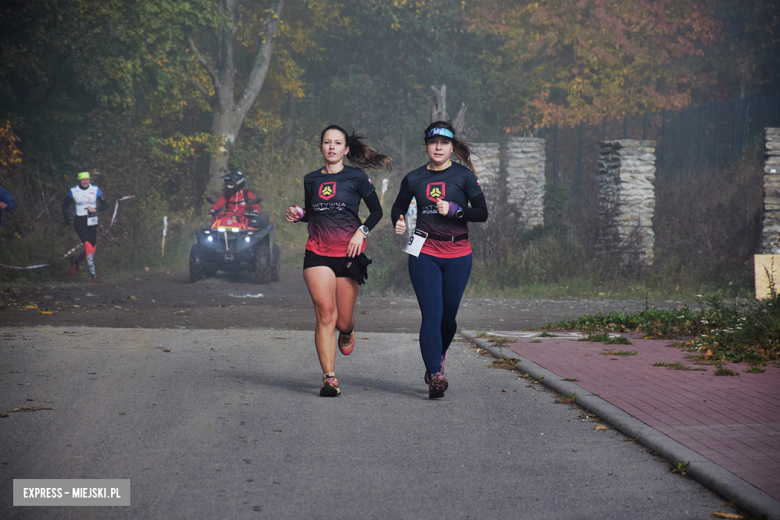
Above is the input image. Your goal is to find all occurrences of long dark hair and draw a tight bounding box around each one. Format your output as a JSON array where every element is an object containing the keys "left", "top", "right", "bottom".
[
  {"left": 423, "top": 120, "right": 476, "bottom": 176},
  {"left": 320, "top": 125, "right": 393, "bottom": 171}
]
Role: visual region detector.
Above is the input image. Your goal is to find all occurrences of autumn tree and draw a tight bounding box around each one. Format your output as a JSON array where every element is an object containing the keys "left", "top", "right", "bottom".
[
  {"left": 0, "top": 0, "right": 114, "bottom": 176},
  {"left": 66, "top": 0, "right": 342, "bottom": 197},
  {"left": 183, "top": 0, "right": 284, "bottom": 194},
  {"left": 466, "top": 0, "right": 724, "bottom": 129}
]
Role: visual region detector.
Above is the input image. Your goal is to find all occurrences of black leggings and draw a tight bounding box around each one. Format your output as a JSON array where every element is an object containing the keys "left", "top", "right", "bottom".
[{"left": 73, "top": 216, "right": 98, "bottom": 262}]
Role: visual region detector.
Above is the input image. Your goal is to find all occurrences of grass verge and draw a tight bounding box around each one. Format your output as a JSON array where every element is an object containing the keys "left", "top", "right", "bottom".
[{"left": 545, "top": 293, "right": 780, "bottom": 364}]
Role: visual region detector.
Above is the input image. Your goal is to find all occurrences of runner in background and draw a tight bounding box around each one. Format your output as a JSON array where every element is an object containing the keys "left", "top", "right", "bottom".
[
  {"left": 62, "top": 172, "right": 108, "bottom": 282},
  {"left": 286, "top": 125, "right": 392, "bottom": 397},
  {"left": 391, "top": 121, "right": 488, "bottom": 399}
]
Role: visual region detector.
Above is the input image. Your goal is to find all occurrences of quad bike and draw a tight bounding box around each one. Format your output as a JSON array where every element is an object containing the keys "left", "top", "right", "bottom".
[{"left": 189, "top": 198, "right": 280, "bottom": 284}]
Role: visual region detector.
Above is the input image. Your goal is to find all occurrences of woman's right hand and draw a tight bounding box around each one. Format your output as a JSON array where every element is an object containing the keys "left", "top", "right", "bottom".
[
  {"left": 395, "top": 215, "right": 406, "bottom": 235},
  {"left": 285, "top": 206, "right": 300, "bottom": 223}
]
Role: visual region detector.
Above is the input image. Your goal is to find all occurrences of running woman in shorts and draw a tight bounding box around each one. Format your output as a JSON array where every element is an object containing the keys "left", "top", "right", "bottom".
[
  {"left": 286, "top": 125, "right": 392, "bottom": 397},
  {"left": 391, "top": 121, "right": 488, "bottom": 398},
  {"left": 62, "top": 171, "right": 109, "bottom": 283}
]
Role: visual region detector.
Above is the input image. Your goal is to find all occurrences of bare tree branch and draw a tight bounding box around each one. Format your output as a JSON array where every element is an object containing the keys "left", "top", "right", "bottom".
[
  {"left": 431, "top": 84, "right": 448, "bottom": 122},
  {"left": 190, "top": 79, "right": 214, "bottom": 105},
  {"left": 236, "top": 0, "right": 286, "bottom": 117},
  {"left": 188, "top": 36, "right": 220, "bottom": 91},
  {"left": 452, "top": 102, "right": 468, "bottom": 136}
]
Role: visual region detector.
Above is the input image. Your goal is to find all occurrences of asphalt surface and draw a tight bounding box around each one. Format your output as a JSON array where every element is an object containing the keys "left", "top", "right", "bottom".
[{"left": 0, "top": 326, "right": 741, "bottom": 519}]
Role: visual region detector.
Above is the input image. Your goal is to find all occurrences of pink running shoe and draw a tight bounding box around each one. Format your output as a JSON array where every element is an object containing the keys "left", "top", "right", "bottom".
[
  {"left": 320, "top": 374, "right": 341, "bottom": 397},
  {"left": 428, "top": 372, "right": 448, "bottom": 399},
  {"left": 338, "top": 330, "right": 355, "bottom": 355},
  {"left": 424, "top": 351, "right": 448, "bottom": 384}
]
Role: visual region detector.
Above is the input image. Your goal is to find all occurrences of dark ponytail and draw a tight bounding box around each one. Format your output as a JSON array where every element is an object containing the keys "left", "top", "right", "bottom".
[
  {"left": 320, "top": 125, "right": 393, "bottom": 172},
  {"left": 423, "top": 120, "right": 476, "bottom": 176}
]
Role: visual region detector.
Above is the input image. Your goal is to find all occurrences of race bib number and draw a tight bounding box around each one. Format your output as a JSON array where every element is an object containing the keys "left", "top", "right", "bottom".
[
  {"left": 402, "top": 229, "right": 428, "bottom": 257},
  {"left": 87, "top": 216, "right": 98, "bottom": 226}
]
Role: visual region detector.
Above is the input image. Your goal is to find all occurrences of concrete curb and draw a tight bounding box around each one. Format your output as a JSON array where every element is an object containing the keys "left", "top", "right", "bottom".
[{"left": 461, "top": 329, "right": 780, "bottom": 520}]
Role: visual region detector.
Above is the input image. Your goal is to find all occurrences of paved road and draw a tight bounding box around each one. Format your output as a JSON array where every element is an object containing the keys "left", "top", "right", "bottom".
[{"left": 0, "top": 326, "right": 738, "bottom": 519}]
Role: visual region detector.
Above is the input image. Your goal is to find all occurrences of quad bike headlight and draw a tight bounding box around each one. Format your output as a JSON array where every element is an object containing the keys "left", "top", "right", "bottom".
[
  {"left": 245, "top": 237, "right": 251, "bottom": 242},
  {"left": 207, "top": 236, "right": 213, "bottom": 242}
]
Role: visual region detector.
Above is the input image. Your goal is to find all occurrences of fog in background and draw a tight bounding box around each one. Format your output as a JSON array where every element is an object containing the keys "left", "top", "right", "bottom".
[{"left": 1, "top": 0, "right": 779, "bottom": 296}]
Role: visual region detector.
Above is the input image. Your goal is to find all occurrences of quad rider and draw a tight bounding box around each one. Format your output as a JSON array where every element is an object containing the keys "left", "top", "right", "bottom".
[
  {"left": 62, "top": 171, "right": 109, "bottom": 282},
  {"left": 210, "top": 171, "right": 261, "bottom": 227}
]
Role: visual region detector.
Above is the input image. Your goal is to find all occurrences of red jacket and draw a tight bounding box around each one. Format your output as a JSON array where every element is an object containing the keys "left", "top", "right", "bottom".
[{"left": 211, "top": 190, "right": 260, "bottom": 216}]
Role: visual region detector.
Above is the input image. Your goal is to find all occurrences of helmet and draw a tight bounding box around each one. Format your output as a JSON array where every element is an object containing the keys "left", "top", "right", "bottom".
[{"left": 221, "top": 170, "right": 246, "bottom": 196}]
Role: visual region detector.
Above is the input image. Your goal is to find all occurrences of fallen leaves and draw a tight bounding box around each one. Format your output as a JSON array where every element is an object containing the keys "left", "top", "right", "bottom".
[
  {"left": 595, "top": 425, "right": 608, "bottom": 430},
  {"left": 711, "top": 512, "right": 741, "bottom": 519},
  {"left": 11, "top": 407, "right": 55, "bottom": 412}
]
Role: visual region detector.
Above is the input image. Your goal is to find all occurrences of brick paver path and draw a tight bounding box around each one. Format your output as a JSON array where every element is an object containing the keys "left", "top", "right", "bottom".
[{"left": 497, "top": 332, "right": 780, "bottom": 502}]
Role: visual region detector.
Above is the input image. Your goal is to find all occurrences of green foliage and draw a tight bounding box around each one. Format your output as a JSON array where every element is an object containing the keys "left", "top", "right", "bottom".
[
  {"left": 653, "top": 362, "right": 706, "bottom": 371},
  {"left": 605, "top": 336, "right": 633, "bottom": 346},
  {"left": 579, "top": 332, "right": 611, "bottom": 343},
  {"left": 579, "top": 333, "right": 632, "bottom": 347},
  {"left": 547, "top": 293, "right": 780, "bottom": 364},
  {"left": 600, "top": 349, "right": 637, "bottom": 356},
  {"left": 714, "top": 363, "right": 739, "bottom": 377}
]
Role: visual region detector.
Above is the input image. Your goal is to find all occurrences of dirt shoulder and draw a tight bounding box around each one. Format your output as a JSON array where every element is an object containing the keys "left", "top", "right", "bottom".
[{"left": 0, "top": 266, "right": 683, "bottom": 332}]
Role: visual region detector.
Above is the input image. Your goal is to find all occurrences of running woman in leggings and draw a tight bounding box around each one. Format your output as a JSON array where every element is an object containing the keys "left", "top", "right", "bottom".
[
  {"left": 62, "top": 171, "right": 109, "bottom": 282},
  {"left": 286, "top": 125, "right": 392, "bottom": 397},
  {"left": 391, "top": 121, "right": 488, "bottom": 398}
]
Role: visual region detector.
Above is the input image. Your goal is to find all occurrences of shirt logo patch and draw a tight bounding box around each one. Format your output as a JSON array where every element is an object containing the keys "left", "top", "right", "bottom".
[
  {"left": 426, "top": 182, "right": 446, "bottom": 203},
  {"left": 319, "top": 181, "right": 337, "bottom": 201}
]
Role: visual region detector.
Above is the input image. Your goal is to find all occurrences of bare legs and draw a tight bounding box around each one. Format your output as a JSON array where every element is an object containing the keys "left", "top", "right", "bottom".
[{"left": 303, "top": 266, "right": 359, "bottom": 374}]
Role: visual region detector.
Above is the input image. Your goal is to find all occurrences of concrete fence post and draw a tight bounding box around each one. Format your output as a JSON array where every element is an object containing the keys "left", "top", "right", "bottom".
[
  {"left": 761, "top": 128, "right": 780, "bottom": 253},
  {"left": 470, "top": 143, "right": 500, "bottom": 187},
  {"left": 506, "top": 137, "right": 545, "bottom": 228},
  {"left": 595, "top": 140, "right": 657, "bottom": 267}
]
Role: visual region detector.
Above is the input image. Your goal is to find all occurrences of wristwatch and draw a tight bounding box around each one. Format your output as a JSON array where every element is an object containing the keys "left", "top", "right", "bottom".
[
  {"left": 359, "top": 225, "right": 370, "bottom": 238},
  {"left": 455, "top": 207, "right": 464, "bottom": 219}
]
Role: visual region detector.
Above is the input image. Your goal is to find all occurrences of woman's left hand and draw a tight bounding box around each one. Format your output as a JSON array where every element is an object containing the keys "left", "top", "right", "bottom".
[
  {"left": 436, "top": 198, "right": 450, "bottom": 216},
  {"left": 346, "top": 229, "right": 364, "bottom": 258}
]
